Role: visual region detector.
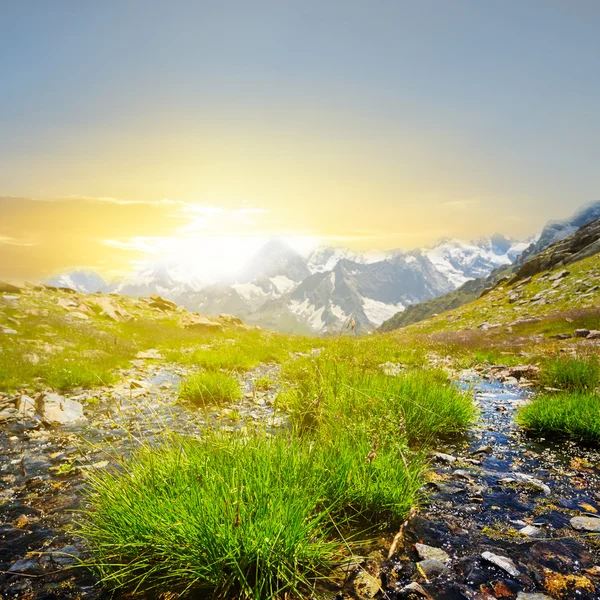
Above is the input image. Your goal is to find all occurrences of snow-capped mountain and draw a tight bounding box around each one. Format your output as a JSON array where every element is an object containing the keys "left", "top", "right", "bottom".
[
  {"left": 46, "top": 234, "right": 532, "bottom": 334},
  {"left": 422, "top": 234, "right": 532, "bottom": 288},
  {"left": 112, "top": 262, "right": 209, "bottom": 299},
  {"left": 306, "top": 247, "right": 383, "bottom": 274},
  {"left": 46, "top": 270, "right": 112, "bottom": 293}
]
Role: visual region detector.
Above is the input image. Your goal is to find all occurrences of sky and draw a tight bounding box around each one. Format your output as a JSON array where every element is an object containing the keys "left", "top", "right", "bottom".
[{"left": 1, "top": 1, "right": 599, "bottom": 280}]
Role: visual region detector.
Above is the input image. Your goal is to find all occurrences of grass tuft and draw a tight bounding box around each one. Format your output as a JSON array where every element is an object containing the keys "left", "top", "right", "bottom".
[
  {"left": 540, "top": 356, "right": 600, "bottom": 391},
  {"left": 517, "top": 392, "right": 600, "bottom": 444},
  {"left": 179, "top": 371, "right": 242, "bottom": 408}
]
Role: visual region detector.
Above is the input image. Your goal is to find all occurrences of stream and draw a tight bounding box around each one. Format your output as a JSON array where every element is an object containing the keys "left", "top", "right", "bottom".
[
  {"left": 1, "top": 368, "right": 600, "bottom": 599},
  {"left": 381, "top": 376, "right": 600, "bottom": 599}
]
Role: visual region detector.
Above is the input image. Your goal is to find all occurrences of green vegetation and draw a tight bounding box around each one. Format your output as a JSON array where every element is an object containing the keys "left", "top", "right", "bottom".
[
  {"left": 279, "top": 357, "right": 475, "bottom": 447},
  {"left": 517, "top": 392, "right": 600, "bottom": 444},
  {"left": 253, "top": 375, "right": 274, "bottom": 391},
  {"left": 540, "top": 356, "right": 600, "bottom": 391},
  {"left": 79, "top": 349, "right": 473, "bottom": 597},
  {"left": 179, "top": 371, "right": 242, "bottom": 407},
  {"left": 80, "top": 426, "right": 426, "bottom": 599}
]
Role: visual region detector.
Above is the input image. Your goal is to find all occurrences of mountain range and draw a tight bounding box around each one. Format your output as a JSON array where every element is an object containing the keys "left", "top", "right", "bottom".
[
  {"left": 379, "top": 200, "right": 600, "bottom": 332},
  {"left": 47, "top": 233, "right": 531, "bottom": 334}
]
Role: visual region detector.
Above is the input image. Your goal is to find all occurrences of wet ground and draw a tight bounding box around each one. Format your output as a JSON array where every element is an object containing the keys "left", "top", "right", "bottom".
[
  {"left": 376, "top": 376, "right": 600, "bottom": 599},
  {"left": 0, "top": 358, "right": 283, "bottom": 599},
  {"left": 1, "top": 365, "right": 600, "bottom": 599}
]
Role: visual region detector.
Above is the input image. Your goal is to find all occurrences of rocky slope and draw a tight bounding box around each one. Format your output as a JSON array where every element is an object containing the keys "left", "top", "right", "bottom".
[{"left": 380, "top": 201, "right": 600, "bottom": 333}]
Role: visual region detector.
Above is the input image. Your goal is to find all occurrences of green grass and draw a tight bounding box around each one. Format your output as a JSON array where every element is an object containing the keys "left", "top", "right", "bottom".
[
  {"left": 253, "top": 376, "right": 274, "bottom": 391},
  {"left": 540, "top": 356, "right": 600, "bottom": 391},
  {"left": 278, "top": 357, "right": 476, "bottom": 446},
  {"left": 79, "top": 431, "right": 424, "bottom": 599},
  {"left": 517, "top": 392, "right": 600, "bottom": 444},
  {"left": 179, "top": 371, "right": 242, "bottom": 408}
]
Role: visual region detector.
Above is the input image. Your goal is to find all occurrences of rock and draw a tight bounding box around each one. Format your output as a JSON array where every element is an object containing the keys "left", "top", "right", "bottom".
[
  {"left": 51, "top": 544, "right": 80, "bottom": 566},
  {"left": 38, "top": 393, "right": 86, "bottom": 425},
  {"left": 1, "top": 327, "right": 18, "bottom": 335},
  {"left": 0, "top": 281, "right": 22, "bottom": 293},
  {"left": 91, "top": 296, "right": 134, "bottom": 322},
  {"left": 481, "top": 551, "right": 521, "bottom": 577},
  {"left": 519, "top": 525, "right": 543, "bottom": 537},
  {"left": 571, "top": 516, "right": 600, "bottom": 532},
  {"left": 0, "top": 406, "right": 18, "bottom": 422},
  {"left": 516, "top": 594, "right": 553, "bottom": 600},
  {"left": 549, "top": 269, "right": 570, "bottom": 281},
  {"left": 185, "top": 316, "right": 224, "bottom": 333},
  {"left": 417, "top": 559, "right": 448, "bottom": 579},
  {"left": 551, "top": 333, "right": 572, "bottom": 340},
  {"left": 472, "top": 445, "right": 493, "bottom": 455},
  {"left": 575, "top": 329, "right": 591, "bottom": 338},
  {"left": 16, "top": 395, "right": 36, "bottom": 418},
  {"left": 452, "top": 469, "right": 471, "bottom": 480},
  {"left": 352, "top": 570, "right": 381, "bottom": 599},
  {"left": 498, "top": 473, "right": 551, "bottom": 495},
  {"left": 433, "top": 452, "right": 457, "bottom": 464},
  {"left": 149, "top": 294, "right": 177, "bottom": 311},
  {"left": 8, "top": 558, "right": 41, "bottom": 573},
  {"left": 586, "top": 330, "right": 600, "bottom": 340},
  {"left": 219, "top": 313, "right": 243, "bottom": 326},
  {"left": 136, "top": 349, "right": 164, "bottom": 359},
  {"left": 415, "top": 543, "right": 450, "bottom": 563},
  {"left": 70, "top": 311, "right": 90, "bottom": 320}
]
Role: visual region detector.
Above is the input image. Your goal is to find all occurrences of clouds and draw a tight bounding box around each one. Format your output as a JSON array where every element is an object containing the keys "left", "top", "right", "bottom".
[{"left": 0, "top": 196, "right": 277, "bottom": 280}]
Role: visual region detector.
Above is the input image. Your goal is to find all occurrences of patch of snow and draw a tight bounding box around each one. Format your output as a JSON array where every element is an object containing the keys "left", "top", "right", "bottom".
[
  {"left": 362, "top": 297, "right": 405, "bottom": 325},
  {"left": 270, "top": 275, "right": 296, "bottom": 294}
]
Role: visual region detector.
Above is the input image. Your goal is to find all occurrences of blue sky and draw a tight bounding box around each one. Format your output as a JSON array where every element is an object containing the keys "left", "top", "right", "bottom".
[{"left": 1, "top": 1, "right": 599, "bottom": 277}]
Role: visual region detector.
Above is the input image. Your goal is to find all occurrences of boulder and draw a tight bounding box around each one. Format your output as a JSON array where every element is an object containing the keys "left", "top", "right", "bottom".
[
  {"left": 91, "top": 297, "right": 133, "bottom": 322},
  {"left": 37, "top": 393, "right": 86, "bottom": 425},
  {"left": 219, "top": 313, "right": 243, "bottom": 326},
  {"left": 586, "top": 330, "right": 600, "bottom": 340},
  {"left": 416, "top": 558, "right": 448, "bottom": 579},
  {"left": 185, "top": 316, "right": 224, "bottom": 333},
  {"left": 149, "top": 294, "right": 177, "bottom": 311}
]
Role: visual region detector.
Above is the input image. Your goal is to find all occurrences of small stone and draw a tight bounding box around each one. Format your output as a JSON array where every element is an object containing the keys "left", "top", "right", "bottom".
[
  {"left": 433, "top": 452, "right": 457, "bottom": 464},
  {"left": 16, "top": 395, "right": 36, "bottom": 418},
  {"left": 575, "top": 329, "right": 591, "bottom": 338},
  {"left": 571, "top": 515, "right": 600, "bottom": 532},
  {"left": 516, "top": 593, "right": 553, "bottom": 600},
  {"left": 481, "top": 551, "right": 521, "bottom": 577},
  {"left": 519, "top": 525, "right": 543, "bottom": 537},
  {"left": 414, "top": 543, "right": 450, "bottom": 563},
  {"left": 498, "top": 473, "right": 551, "bottom": 495},
  {"left": 452, "top": 469, "right": 471, "bottom": 480},
  {"left": 587, "top": 330, "right": 600, "bottom": 340},
  {"left": 352, "top": 570, "right": 381, "bottom": 599},
  {"left": 8, "top": 558, "right": 40, "bottom": 573},
  {"left": 416, "top": 559, "right": 448, "bottom": 579},
  {"left": 472, "top": 445, "right": 493, "bottom": 455}
]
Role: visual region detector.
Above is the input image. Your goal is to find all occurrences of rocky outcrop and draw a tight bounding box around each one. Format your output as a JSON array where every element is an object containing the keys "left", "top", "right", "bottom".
[{"left": 509, "top": 218, "right": 600, "bottom": 284}]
